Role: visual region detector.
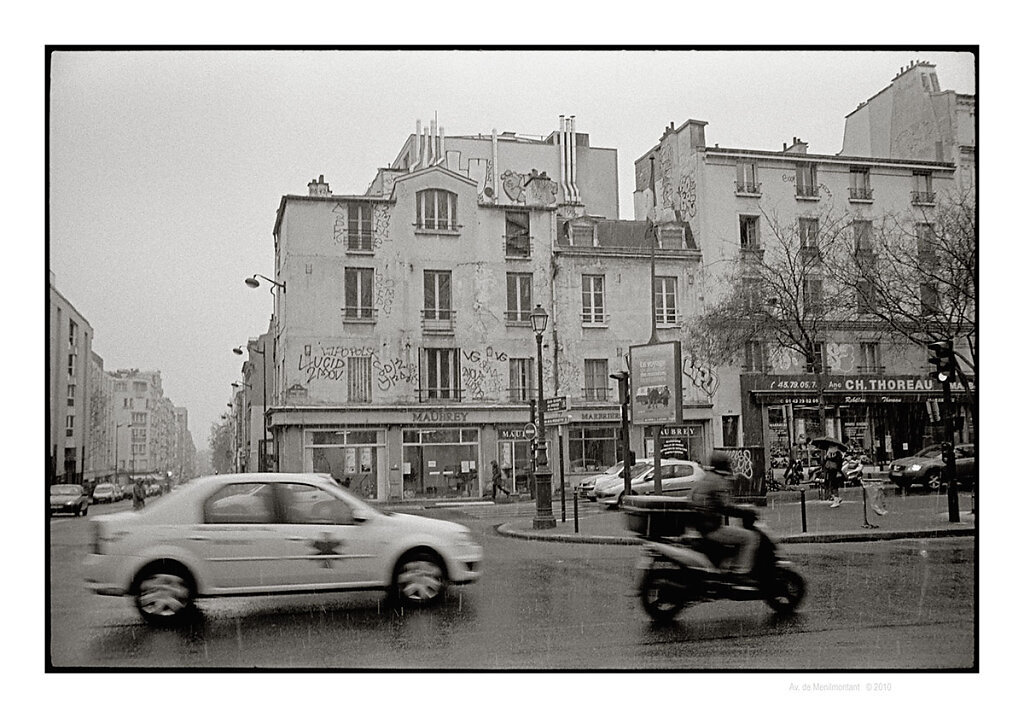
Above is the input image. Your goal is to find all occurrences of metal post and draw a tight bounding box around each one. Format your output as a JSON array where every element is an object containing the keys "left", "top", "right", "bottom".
[
  {"left": 558, "top": 429, "right": 566, "bottom": 523},
  {"left": 573, "top": 489, "right": 579, "bottom": 534},
  {"left": 799, "top": 488, "right": 807, "bottom": 533},
  {"left": 942, "top": 380, "right": 959, "bottom": 522},
  {"left": 653, "top": 425, "right": 663, "bottom": 494}
]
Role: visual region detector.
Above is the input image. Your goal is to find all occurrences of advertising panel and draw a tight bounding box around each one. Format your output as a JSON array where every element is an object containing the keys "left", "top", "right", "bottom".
[{"left": 629, "top": 341, "right": 683, "bottom": 425}]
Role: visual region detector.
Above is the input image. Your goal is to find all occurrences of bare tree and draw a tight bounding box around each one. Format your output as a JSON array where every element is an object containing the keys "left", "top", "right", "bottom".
[
  {"left": 831, "top": 187, "right": 977, "bottom": 413},
  {"left": 685, "top": 194, "right": 857, "bottom": 433},
  {"left": 208, "top": 415, "right": 234, "bottom": 475}
]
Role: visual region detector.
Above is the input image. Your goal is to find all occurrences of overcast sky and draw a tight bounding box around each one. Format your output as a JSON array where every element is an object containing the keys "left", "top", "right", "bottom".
[{"left": 48, "top": 48, "right": 976, "bottom": 450}]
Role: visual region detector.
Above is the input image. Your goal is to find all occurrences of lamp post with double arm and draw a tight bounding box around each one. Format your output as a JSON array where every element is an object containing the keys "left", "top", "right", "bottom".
[{"left": 530, "top": 304, "right": 556, "bottom": 530}]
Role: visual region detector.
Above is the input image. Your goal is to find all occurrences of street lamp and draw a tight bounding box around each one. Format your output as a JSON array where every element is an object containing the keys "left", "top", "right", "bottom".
[
  {"left": 244, "top": 274, "right": 286, "bottom": 293},
  {"left": 530, "top": 304, "right": 556, "bottom": 530},
  {"left": 234, "top": 344, "right": 269, "bottom": 472}
]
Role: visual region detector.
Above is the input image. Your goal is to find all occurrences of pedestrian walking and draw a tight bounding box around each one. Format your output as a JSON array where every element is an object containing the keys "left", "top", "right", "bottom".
[
  {"left": 822, "top": 446, "right": 843, "bottom": 508},
  {"left": 132, "top": 478, "right": 146, "bottom": 510},
  {"left": 491, "top": 460, "right": 511, "bottom": 500}
]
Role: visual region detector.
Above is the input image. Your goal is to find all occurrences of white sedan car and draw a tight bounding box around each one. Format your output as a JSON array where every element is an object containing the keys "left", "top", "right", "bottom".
[
  {"left": 593, "top": 459, "right": 706, "bottom": 506},
  {"left": 84, "top": 473, "right": 483, "bottom": 626}
]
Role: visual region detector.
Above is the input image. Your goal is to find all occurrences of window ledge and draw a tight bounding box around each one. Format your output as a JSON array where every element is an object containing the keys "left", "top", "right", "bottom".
[
  {"left": 848, "top": 197, "right": 874, "bottom": 204},
  {"left": 414, "top": 226, "right": 461, "bottom": 237}
]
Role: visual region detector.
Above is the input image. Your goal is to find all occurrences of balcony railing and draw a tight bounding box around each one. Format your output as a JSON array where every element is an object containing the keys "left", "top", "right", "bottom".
[
  {"left": 504, "top": 235, "right": 532, "bottom": 258},
  {"left": 735, "top": 181, "right": 762, "bottom": 196},
  {"left": 581, "top": 312, "right": 609, "bottom": 325},
  {"left": 795, "top": 184, "right": 820, "bottom": 199},
  {"left": 414, "top": 388, "right": 464, "bottom": 403},
  {"left": 421, "top": 309, "right": 456, "bottom": 334},
  {"left": 581, "top": 387, "right": 613, "bottom": 402},
  {"left": 507, "top": 387, "right": 536, "bottom": 403},
  {"left": 849, "top": 187, "right": 874, "bottom": 201},
  {"left": 911, "top": 191, "right": 936, "bottom": 205},
  {"left": 342, "top": 307, "right": 377, "bottom": 322},
  {"left": 504, "top": 310, "right": 532, "bottom": 327},
  {"left": 346, "top": 233, "right": 374, "bottom": 253}
]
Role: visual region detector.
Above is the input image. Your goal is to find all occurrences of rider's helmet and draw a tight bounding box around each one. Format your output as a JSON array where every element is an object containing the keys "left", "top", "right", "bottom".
[{"left": 707, "top": 451, "right": 732, "bottom": 474}]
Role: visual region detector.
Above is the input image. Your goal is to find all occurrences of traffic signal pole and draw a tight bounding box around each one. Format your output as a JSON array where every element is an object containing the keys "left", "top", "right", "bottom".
[{"left": 943, "top": 379, "right": 960, "bottom": 523}]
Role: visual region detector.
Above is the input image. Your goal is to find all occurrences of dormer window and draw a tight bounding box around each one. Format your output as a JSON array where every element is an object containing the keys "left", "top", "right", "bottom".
[{"left": 416, "top": 189, "right": 458, "bottom": 231}]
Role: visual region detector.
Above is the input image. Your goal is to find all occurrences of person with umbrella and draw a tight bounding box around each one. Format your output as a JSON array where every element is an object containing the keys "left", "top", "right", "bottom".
[{"left": 812, "top": 437, "right": 847, "bottom": 508}]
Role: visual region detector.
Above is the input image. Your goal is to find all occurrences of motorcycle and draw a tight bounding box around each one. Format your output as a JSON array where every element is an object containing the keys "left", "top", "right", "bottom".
[
  {"left": 624, "top": 497, "right": 806, "bottom": 623},
  {"left": 841, "top": 453, "right": 863, "bottom": 484}
]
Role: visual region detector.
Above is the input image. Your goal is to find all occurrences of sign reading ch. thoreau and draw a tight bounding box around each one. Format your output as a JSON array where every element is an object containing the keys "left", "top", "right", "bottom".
[{"left": 629, "top": 341, "right": 683, "bottom": 426}]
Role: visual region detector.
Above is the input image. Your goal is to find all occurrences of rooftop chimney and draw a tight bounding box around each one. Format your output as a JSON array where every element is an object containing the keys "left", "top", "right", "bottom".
[
  {"left": 783, "top": 137, "right": 808, "bottom": 154},
  {"left": 307, "top": 174, "right": 331, "bottom": 196}
]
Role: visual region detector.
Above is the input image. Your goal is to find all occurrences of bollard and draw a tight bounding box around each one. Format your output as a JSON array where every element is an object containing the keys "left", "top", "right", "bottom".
[
  {"left": 799, "top": 488, "right": 807, "bottom": 533},
  {"left": 573, "top": 489, "right": 579, "bottom": 534}
]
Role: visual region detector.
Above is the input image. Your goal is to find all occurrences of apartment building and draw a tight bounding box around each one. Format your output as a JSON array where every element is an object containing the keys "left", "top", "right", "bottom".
[
  {"left": 48, "top": 273, "right": 93, "bottom": 484},
  {"left": 633, "top": 110, "right": 966, "bottom": 464}
]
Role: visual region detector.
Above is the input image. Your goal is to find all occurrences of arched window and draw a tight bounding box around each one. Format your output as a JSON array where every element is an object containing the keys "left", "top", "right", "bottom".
[{"left": 416, "top": 189, "right": 458, "bottom": 230}]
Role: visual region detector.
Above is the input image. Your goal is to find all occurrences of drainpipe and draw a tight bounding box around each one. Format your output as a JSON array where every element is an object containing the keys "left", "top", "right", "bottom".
[
  {"left": 569, "top": 116, "right": 580, "bottom": 203},
  {"left": 558, "top": 116, "right": 569, "bottom": 204}
]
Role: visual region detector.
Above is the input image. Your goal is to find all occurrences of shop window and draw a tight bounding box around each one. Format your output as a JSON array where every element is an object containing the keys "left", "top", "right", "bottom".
[
  {"left": 402, "top": 428, "right": 479, "bottom": 499},
  {"left": 568, "top": 425, "right": 619, "bottom": 472},
  {"left": 306, "top": 430, "right": 380, "bottom": 500}
]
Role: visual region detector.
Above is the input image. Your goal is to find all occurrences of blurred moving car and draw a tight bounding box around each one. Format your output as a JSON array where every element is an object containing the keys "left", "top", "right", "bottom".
[
  {"left": 84, "top": 472, "right": 483, "bottom": 626},
  {"left": 592, "top": 459, "right": 702, "bottom": 506},
  {"left": 579, "top": 459, "right": 654, "bottom": 502},
  {"left": 92, "top": 482, "right": 117, "bottom": 504},
  {"left": 50, "top": 484, "right": 90, "bottom": 516},
  {"left": 889, "top": 444, "right": 976, "bottom": 491}
]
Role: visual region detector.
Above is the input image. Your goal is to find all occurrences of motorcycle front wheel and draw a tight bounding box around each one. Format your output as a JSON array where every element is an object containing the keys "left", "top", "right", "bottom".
[
  {"left": 639, "top": 570, "right": 687, "bottom": 623},
  {"left": 764, "top": 567, "right": 806, "bottom": 615}
]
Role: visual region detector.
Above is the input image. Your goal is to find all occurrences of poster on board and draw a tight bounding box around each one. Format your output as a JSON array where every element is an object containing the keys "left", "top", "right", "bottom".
[{"left": 629, "top": 341, "right": 683, "bottom": 426}]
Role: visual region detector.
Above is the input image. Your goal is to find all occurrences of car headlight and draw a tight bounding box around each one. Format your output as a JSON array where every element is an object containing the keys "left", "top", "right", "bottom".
[{"left": 910, "top": 464, "right": 922, "bottom": 472}]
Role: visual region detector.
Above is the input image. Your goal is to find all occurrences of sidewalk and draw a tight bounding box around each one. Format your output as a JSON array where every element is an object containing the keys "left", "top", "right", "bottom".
[{"left": 494, "top": 485, "right": 977, "bottom": 545}]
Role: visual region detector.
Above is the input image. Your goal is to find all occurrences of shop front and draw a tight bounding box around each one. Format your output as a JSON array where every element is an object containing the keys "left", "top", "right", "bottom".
[
  {"left": 565, "top": 407, "right": 623, "bottom": 473},
  {"left": 741, "top": 374, "right": 973, "bottom": 465},
  {"left": 496, "top": 427, "right": 534, "bottom": 494},
  {"left": 643, "top": 423, "right": 709, "bottom": 464},
  {"left": 272, "top": 405, "right": 532, "bottom": 502}
]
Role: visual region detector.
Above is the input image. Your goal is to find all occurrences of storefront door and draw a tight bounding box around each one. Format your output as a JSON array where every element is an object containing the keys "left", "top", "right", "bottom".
[{"left": 402, "top": 428, "right": 480, "bottom": 499}]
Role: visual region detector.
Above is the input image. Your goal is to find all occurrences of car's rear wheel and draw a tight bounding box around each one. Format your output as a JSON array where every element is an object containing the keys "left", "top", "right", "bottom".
[
  {"left": 393, "top": 550, "right": 446, "bottom": 607},
  {"left": 134, "top": 563, "right": 195, "bottom": 626}
]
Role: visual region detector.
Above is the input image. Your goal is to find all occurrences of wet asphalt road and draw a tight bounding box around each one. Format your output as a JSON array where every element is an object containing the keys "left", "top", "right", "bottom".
[{"left": 48, "top": 501, "right": 975, "bottom": 670}]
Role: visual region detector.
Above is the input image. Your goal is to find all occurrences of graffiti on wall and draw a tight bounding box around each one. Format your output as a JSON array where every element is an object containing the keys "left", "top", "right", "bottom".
[
  {"left": 374, "top": 273, "right": 395, "bottom": 318},
  {"left": 676, "top": 173, "right": 697, "bottom": 219},
  {"left": 372, "top": 204, "right": 391, "bottom": 246},
  {"left": 373, "top": 356, "right": 418, "bottom": 392},
  {"left": 331, "top": 202, "right": 347, "bottom": 246},
  {"left": 720, "top": 447, "right": 754, "bottom": 482},
  {"left": 501, "top": 170, "right": 526, "bottom": 204},
  {"left": 681, "top": 354, "right": 720, "bottom": 398}
]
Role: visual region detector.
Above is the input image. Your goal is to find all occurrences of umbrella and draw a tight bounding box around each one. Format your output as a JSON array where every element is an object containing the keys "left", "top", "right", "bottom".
[{"left": 809, "top": 437, "right": 848, "bottom": 453}]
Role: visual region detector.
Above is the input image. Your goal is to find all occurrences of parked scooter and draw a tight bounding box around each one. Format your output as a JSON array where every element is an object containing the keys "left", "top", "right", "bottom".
[
  {"left": 841, "top": 453, "right": 863, "bottom": 485},
  {"left": 624, "top": 497, "right": 806, "bottom": 623}
]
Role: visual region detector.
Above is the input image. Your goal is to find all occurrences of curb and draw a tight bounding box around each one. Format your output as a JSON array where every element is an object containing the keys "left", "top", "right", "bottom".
[{"left": 495, "top": 523, "right": 976, "bottom": 545}]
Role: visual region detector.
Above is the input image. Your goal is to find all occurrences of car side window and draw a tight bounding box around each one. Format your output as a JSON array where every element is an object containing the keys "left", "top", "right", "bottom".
[
  {"left": 672, "top": 465, "right": 694, "bottom": 478},
  {"left": 279, "top": 483, "right": 356, "bottom": 525},
  {"left": 204, "top": 483, "right": 276, "bottom": 524}
]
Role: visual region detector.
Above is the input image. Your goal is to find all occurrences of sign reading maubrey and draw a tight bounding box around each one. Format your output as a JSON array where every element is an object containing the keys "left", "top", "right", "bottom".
[{"left": 629, "top": 341, "right": 683, "bottom": 426}]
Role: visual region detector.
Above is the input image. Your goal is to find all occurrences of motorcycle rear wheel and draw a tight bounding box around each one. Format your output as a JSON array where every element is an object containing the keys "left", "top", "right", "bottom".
[
  {"left": 764, "top": 567, "right": 805, "bottom": 615},
  {"left": 639, "top": 570, "right": 687, "bottom": 623}
]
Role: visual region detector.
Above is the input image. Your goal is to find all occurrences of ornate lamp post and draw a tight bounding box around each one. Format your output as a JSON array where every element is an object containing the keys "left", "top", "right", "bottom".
[{"left": 530, "top": 304, "right": 556, "bottom": 530}]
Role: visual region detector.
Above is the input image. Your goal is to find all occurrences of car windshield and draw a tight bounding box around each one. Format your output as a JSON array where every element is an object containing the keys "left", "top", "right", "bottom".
[
  {"left": 915, "top": 446, "right": 944, "bottom": 458},
  {"left": 51, "top": 485, "right": 81, "bottom": 495}
]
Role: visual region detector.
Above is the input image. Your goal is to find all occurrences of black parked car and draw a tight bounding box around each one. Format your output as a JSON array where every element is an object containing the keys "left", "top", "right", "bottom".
[{"left": 889, "top": 444, "right": 976, "bottom": 491}]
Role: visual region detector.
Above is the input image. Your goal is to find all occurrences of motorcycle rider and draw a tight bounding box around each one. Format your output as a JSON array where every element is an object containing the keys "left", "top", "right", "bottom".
[{"left": 690, "top": 451, "right": 759, "bottom": 576}]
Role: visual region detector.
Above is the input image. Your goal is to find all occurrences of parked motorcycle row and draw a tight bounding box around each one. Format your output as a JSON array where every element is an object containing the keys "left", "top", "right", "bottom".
[{"left": 767, "top": 453, "right": 870, "bottom": 491}]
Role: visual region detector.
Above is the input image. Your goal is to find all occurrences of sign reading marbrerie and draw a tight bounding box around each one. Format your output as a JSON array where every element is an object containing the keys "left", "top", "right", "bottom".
[{"left": 629, "top": 341, "right": 683, "bottom": 426}]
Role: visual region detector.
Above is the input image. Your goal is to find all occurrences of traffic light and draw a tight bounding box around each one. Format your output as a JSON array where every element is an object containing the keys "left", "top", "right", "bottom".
[{"left": 927, "top": 340, "right": 956, "bottom": 383}]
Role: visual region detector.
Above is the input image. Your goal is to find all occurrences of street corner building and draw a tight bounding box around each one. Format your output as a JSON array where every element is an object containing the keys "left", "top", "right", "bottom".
[{"left": 234, "top": 60, "right": 974, "bottom": 503}]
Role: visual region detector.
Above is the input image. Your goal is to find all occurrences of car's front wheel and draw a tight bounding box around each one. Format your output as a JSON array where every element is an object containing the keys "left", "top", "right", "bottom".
[
  {"left": 134, "top": 562, "right": 195, "bottom": 626},
  {"left": 392, "top": 550, "right": 446, "bottom": 607}
]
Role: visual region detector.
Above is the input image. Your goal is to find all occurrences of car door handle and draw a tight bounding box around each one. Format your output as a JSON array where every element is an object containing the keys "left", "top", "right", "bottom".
[
  {"left": 188, "top": 535, "right": 211, "bottom": 541},
  {"left": 286, "top": 536, "right": 306, "bottom": 541}
]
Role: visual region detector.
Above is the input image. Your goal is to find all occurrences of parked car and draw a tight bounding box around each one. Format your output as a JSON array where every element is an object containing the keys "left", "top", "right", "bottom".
[
  {"left": 50, "top": 484, "right": 90, "bottom": 516},
  {"left": 84, "top": 472, "right": 483, "bottom": 626},
  {"left": 580, "top": 459, "right": 654, "bottom": 501},
  {"left": 889, "top": 444, "right": 976, "bottom": 491},
  {"left": 92, "top": 482, "right": 117, "bottom": 504},
  {"left": 593, "top": 459, "right": 701, "bottom": 506}
]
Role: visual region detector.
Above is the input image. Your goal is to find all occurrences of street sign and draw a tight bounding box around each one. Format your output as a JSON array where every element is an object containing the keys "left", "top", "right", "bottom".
[
  {"left": 546, "top": 413, "right": 571, "bottom": 426},
  {"left": 523, "top": 423, "right": 538, "bottom": 440},
  {"left": 545, "top": 396, "right": 570, "bottom": 414}
]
